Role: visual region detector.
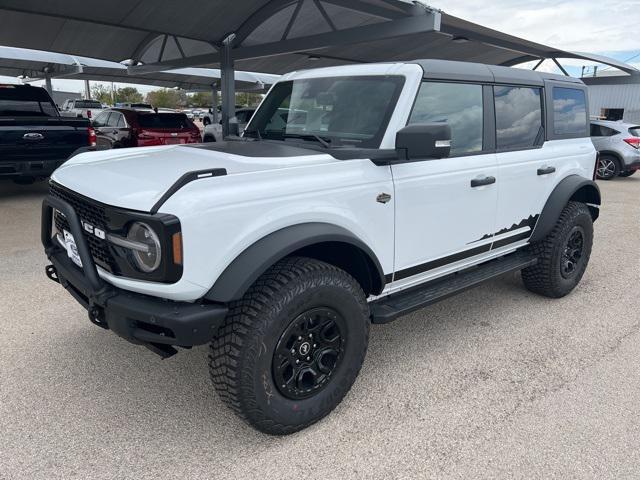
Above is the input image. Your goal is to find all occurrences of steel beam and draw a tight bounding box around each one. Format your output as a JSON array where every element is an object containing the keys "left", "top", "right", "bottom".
[
  {"left": 220, "top": 37, "right": 236, "bottom": 138},
  {"left": 128, "top": 12, "right": 441, "bottom": 74},
  {"left": 44, "top": 73, "right": 52, "bottom": 95},
  {"left": 212, "top": 86, "right": 219, "bottom": 123}
]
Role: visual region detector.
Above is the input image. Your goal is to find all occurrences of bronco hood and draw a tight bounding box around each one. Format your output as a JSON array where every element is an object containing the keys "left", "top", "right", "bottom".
[{"left": 52, "top": 141, "right": 336, "bottom": 212}]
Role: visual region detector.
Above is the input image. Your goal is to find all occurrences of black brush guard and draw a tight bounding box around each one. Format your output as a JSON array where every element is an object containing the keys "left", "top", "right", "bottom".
[{"left": 41, "top": 195, "right": 227, "bottom": 358}]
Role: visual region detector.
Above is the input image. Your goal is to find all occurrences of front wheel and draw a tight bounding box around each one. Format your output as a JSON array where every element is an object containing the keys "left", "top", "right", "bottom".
[
  {"left": 522, "top": 201, "right": 593, "bottom": 298},
  {"left": 209, "top": 257, "right": 370, "bottom": 435}
]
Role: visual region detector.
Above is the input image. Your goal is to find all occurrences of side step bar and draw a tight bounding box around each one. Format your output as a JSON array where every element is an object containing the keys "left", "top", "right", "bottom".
[{"left": 370, "top": 251, "right": 537, "bottom": 324}]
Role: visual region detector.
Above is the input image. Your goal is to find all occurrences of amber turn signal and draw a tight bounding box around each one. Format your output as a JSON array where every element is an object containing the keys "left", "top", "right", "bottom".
[{"left": 172, "top": 232, "right": 183, "bottom": 265}]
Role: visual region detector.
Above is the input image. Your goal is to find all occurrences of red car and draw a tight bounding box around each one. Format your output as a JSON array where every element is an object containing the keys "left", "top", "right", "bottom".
[{"left": 91, "top": 108, "right": 201, "bottom": 149}]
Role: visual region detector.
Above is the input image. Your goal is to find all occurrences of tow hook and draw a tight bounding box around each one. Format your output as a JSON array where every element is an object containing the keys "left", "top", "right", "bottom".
[
  {"left": 88, "top": 304, "right": 109, "bottom": 330},
  {"left": 45, "top": 264, "right": 59, "bottom": 284}
]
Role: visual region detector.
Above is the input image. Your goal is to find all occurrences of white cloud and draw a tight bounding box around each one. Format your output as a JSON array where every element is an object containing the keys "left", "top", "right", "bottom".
[{"left": 428, "top": 0, "right": 640, "bottom": 54}]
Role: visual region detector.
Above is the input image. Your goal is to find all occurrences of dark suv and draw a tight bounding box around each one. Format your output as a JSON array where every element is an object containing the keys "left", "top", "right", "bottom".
[{"left": 91, "top": 108, "right": 201, "bottom": 149}]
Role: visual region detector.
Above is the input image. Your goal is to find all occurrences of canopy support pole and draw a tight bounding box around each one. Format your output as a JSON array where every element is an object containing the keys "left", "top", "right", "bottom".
[
  {"left": 44, "top": 73, "right": 52, "bottom": 95},
  {"left": 220, "top": 36, "right": 236, "bottom": 138},
  {"left": 84, "top": 80, "right": 91, "bottom": 99},
  {"left": 212, "top": 85, "right": 219, "bottom": 123}
]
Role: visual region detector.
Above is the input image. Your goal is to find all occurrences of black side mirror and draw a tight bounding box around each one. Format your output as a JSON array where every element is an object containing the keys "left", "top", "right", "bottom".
[{"left": 395, "top": 123, "right": 451, "bottom": 161}]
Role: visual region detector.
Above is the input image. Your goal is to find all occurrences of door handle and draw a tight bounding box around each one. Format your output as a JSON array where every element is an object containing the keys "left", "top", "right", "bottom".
[
  {"left": 537, "top": 166, "right": 556, "bottom": 176},
  {"left": 470, "top": 176, "right": 496, "bottom": 188},
  {"left": 112, "top": 130, "right": 119, "bottom": 134}
]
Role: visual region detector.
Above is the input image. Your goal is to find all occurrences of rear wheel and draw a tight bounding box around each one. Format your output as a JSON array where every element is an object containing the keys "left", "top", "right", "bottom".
[
  {"left": 596, "top": 155, "right": 620, "bottom": 180},
  {"left": 522, "top": 202, "right": 593, "bottom": 298},
  {"left": 619, "top": 170, "right": 636, "bottom": 178},
  {"left": 203, "top": 134, "right": 216, "bottom": 143},
  {"left": 209, "top": 257, "right": 369, "bottom": 435}
]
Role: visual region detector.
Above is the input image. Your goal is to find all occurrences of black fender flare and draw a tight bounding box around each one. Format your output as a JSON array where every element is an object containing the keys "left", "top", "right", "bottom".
[
  {"left": 205, "top": 223, "right": 386, "bottom": 303},
  {"left": 530, "top": 175, "right": 601, "bottom": 243}
]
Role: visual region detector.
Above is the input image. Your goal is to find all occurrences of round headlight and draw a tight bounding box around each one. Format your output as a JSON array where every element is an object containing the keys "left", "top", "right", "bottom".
[{"left": 127, "top": 222, "right": 161, "bottom": 273}]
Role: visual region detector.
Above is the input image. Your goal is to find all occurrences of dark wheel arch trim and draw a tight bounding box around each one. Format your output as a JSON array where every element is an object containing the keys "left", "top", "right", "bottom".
[
  {"left": 598, "top": 151, "right": 623, "bottom": 165},
  {"left": 530, "top": 175, "right": 600, "bottom": 243},
  {"left": 204, "top": 223, "right": 386, "bottom": 303}
]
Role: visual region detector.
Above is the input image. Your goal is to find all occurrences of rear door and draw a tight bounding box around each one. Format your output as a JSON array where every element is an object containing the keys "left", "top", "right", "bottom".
[
  {"left": 494, "top": 83, "right": 591, "bottom": 250},
  {"left": 104, "top": 111, "right": 129, "bottom": 147},
  {"left": 92, "top": 111, "right": 113, "bottom": 148},
  {"left": 492, "top": 84, "right": 549, "bottom": 249},
  {"left": 391, "top": 81, "right": 498, "bottom": 288}
]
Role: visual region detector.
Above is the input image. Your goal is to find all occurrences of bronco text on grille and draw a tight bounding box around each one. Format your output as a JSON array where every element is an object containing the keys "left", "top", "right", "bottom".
[{"left": 49, "top": 182, "right": 118, "bottom": 273}]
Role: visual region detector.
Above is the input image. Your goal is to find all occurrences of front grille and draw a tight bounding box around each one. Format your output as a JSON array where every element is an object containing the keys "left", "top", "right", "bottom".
[{"left": 49, "top": 182, "right": 118, "bottom": 273}]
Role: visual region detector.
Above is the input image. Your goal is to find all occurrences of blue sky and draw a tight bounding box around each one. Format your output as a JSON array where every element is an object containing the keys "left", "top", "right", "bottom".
[{"left": 1, "top": 0, "right": 639, "bottom": 94}]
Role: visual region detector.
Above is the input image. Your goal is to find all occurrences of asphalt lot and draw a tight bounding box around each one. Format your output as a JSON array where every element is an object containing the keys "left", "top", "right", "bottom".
[{"left": 1, "top": 176, "right": 639, "bottom": 480}]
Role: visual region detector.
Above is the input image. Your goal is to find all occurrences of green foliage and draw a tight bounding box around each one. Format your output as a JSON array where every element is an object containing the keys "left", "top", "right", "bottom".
[
  {"left": 116, "top": 87, "right": 144, "bottom": 104},
  {"left": 188, "top": 92, "right": 213, "bottom": 107},
  {"left": 236, "top": 92, "right": 264, "bottom": 107},
  {"left": 90, "top": 84, "right": 113, "bottom": 105},
  {"left": 145, "top": 88, "right": 187, "bottom": 109},
  {"left": 185, "top": 91, "right": 264, "bottom": 108}
]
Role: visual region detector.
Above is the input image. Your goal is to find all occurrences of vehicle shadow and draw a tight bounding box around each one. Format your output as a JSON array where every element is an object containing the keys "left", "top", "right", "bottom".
[
  {"left": 49, "top": 271, "right": 529, "bottom": 446},
  {"left": 0, "top": 178, "right": 49, "bottom": 200}
]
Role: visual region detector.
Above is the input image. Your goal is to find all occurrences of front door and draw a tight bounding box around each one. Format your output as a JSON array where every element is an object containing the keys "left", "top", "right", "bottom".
[{"left": 391, "top": 81, "right": 498, "bottom": 289}]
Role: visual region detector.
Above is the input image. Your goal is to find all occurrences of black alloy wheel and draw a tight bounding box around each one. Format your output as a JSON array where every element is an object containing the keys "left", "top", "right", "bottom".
[
  {"left": 561, "top": 226, "right": 585, "bottom": 279},
  {"left": 272, "top": 307, "right": 346, "bottom": 400}
]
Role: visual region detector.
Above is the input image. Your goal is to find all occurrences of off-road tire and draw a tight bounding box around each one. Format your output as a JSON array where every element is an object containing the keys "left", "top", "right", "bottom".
[
  {"left": 619, "top": 170, "right": 636, "bottom": 178},
  {"left": 522, "top": 201, "right": 593, "bottom": 298},
  {"left": 596, "top": 155, "right": 620, "bottom": 180},
  {"left": 209, "top": 256, "right": 370, "bottom": 435}
]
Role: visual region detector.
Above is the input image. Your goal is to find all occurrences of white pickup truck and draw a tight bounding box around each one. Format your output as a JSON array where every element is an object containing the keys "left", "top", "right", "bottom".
[
  {"left": 60, "top": 98, "right": 105, "bottom": 119},
  {"left": 42, "top": 59, "right": 600, "bottom": 435}
]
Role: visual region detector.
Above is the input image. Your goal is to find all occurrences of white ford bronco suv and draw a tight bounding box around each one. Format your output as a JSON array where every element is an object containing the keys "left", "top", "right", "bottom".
[{"left": 42, "top": 60, "right": 600, "bottom": 434}]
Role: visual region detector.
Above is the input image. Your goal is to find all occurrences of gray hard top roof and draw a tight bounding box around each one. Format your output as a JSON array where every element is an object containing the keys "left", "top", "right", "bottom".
[
  {"left": 591, "top": 119, "right": 640, "bottom": 128},
  {"left": 410, "top": 59, "right": 585, "bottom": 86}
]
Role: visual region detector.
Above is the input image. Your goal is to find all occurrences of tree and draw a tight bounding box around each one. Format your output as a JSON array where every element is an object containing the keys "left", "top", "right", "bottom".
[
  {"left": 145, "top": 88, "right": 187, "bottom": 109},
  {"left": 188, "top": 91, "right": 213, "bottom": 108},
  {"left": 115, "top": 87, "right": 144, "bottom": 104},
  {"left": 91, "top": 84, "right": 113, "bottom": 105},
  {"left": 236, "top": 92, "right": 264, "bottom": 107}
]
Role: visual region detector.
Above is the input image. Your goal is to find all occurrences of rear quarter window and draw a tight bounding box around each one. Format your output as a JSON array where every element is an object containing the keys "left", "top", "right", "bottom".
[{"left": 553, "top": 88, "right": 587, "bottom": 136}]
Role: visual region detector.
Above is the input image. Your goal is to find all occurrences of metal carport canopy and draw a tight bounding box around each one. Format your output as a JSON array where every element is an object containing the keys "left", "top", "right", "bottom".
[
  {"left": 0, "top": 46, "right": 279, "bottom": 92},
  {"left": 0, "top": 0, "right": 637, "bottom": 133}
]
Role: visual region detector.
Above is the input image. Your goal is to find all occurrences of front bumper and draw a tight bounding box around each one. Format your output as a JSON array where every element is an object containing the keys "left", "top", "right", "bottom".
[{"left": 42, "top": 195, "right": 228, "bottom": 357}]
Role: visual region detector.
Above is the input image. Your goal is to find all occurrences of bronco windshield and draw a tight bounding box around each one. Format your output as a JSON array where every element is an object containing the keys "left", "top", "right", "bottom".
[{"left": 246, "top": 76, "right": 404, "bottom": 148}]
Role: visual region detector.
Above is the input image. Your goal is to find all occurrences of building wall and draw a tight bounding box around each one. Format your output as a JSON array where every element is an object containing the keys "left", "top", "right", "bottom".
[
  {"left": 588, "top": 83, "right": 640, "bottom": 124},
  {"left": 51, "top": 90, "right": 82, "bottom": 108}
]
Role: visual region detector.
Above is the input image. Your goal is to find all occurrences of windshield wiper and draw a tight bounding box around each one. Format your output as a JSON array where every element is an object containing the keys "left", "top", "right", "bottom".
[{"left": 282, "top": 133, "right": 332, "bottom": 148}]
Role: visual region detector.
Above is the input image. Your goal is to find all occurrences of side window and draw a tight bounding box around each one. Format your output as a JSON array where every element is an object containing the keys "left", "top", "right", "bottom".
[
  {"left": 116, "top": 114, "right": 126, "bottom": 127},
  {"left": 553, "top": 88, "right": 587, "bottom": 136},
  {"left": 591, "top": 124, "right": 618, "bottom": 137},
  {"left": 408, "top": 82, "right": 483, "bottom": 156},
  {"left": 494, "top": 86, "right": 543, "bottom": 150},
  {"left": 92, "top": 111, "right": 108, "bottom": 126},
  {"left": 106, "top": 112, "right": 120, "bottom": 127}
]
